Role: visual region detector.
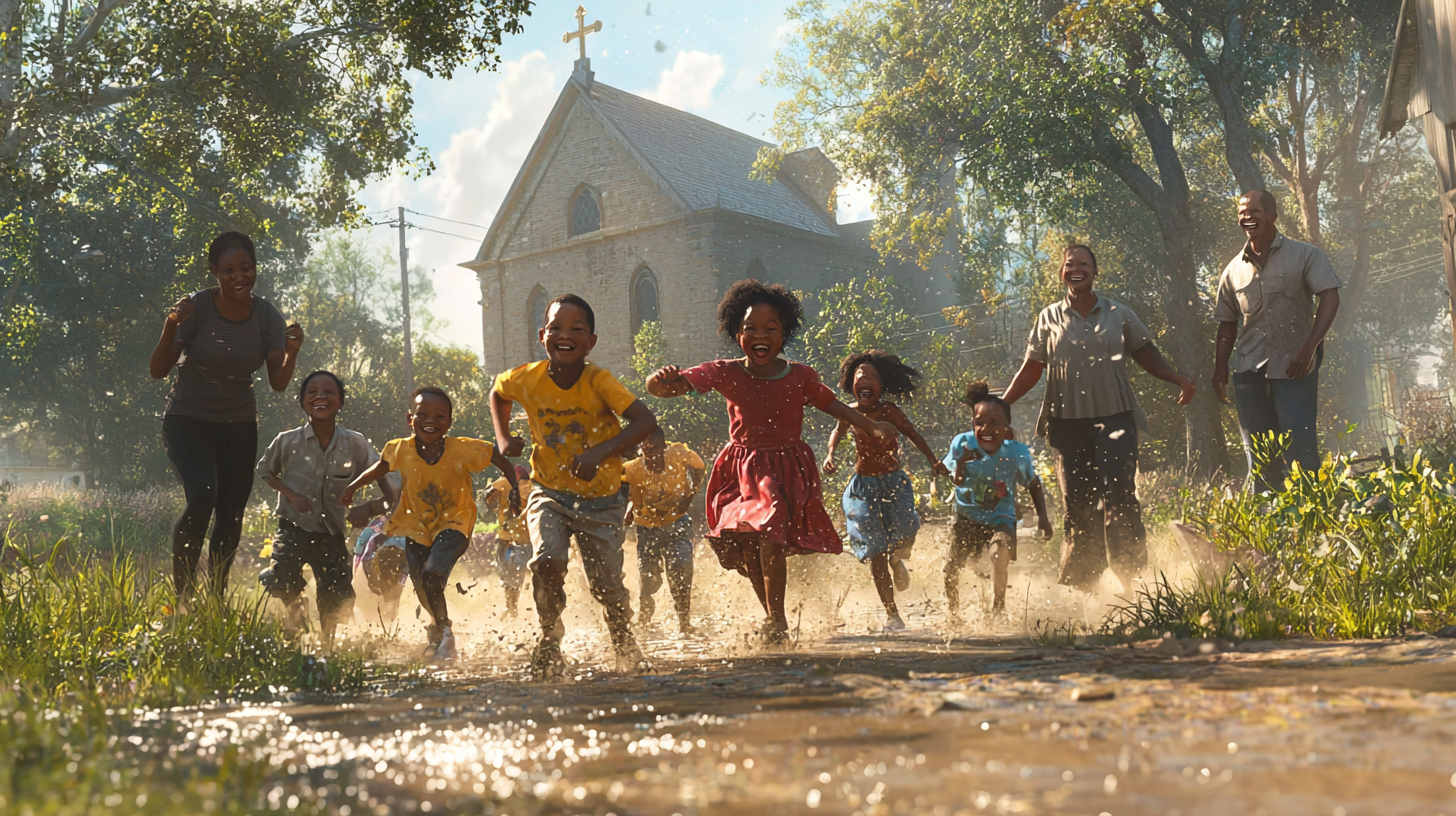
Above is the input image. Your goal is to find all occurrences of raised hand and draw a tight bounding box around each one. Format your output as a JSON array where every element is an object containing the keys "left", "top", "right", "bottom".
[
  {"left": 284, "top": 323, "right": 305, "bottom": 355},
  {"left": 821, "top": 454, "right": 838, "bottom": 474},
  {"left": 932, "top": 461, "right": 951, "bottom": 478},
  {"left": 166, "top": 297, "right": 195, "bottom": 326},
  {"left": 504, "top": 435, "right": 525, "bottom": 458}
]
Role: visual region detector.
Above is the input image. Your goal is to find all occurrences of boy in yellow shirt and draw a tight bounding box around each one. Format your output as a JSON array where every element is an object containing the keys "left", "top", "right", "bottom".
[
  {"left": 622, "top": 427, "right": 705, "bottom": 633},
  {"left": 490, "top": 294, "right": 658, "bottom": 677},
  {"left": 482, "top": 464, "right": 532, "bottom": 619},
  {"left": 343, "top": 386, "right": 519, "bottom": 662}
]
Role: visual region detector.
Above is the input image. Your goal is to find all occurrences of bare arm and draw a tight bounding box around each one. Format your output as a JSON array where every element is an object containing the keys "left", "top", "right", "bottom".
[
  {"left": 646, "top": 365, "right": 693, "bottom": 398},
  {"left": 821, "top": 418, "right": 850, "bottom": 473},
  {"left": 886, "top": 405, "right": 951, "bottom": 477},
  {"left": 1212, "top": 320, "right": 1238, "bottom": 403},
  {"left": 265, "top": 324, "right": 304, "bottom": 392},
  {"left": 341, "top": 458, "right": 391, "bottom": 507},
  {"left": 148, "top": 297, "right": 192, "bottom": 379},
  {"left": 1028, "top": 479, "right": 1053, "bottom": 538},
  {"left": 1131, "top": 343, "right": 1196, "bottom": 405},
  {"left": 489, "top": 390, "right": 526, "bottom": 457},
  {"left": 1287, "top": 289, "right": 1339, "bottom": 379},
  {"left": 491, "top": 447, "right": 522, "bottom": 515},
  {"left": 571, "top": 400, "right": 659, "bottom": 482},
  {"left": 819, "top": 399, "right": 895, "bottom": 439},
  {"left": 1001, "top": 357, "right": 1046, "bottom": 405}
]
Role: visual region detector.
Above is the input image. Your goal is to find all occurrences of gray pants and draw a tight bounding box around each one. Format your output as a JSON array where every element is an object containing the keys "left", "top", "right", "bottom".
[
  {"left": 636, "top": 515, "right": 694, "bottom": 620},
  {"left": 527, "top": 487, "right": 633, "bottom": 639}
]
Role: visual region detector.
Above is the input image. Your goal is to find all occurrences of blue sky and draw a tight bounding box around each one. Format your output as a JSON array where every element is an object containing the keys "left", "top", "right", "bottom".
[{"left": 357, "top": 0, "right": 870, "bottom": 355}]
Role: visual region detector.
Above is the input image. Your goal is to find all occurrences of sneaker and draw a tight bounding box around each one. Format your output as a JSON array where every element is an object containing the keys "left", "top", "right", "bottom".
[
  {"left": 432, "top": 627, "right": 457, "bottom": 662},
  {"left": 891, "top": 557, "right": 911, "bottom": 591},
  {"left": 611, "top": 631, "right": 651, "bottom": 673},
  {"left": 883, "top": 613, "right": 907, "bottom": 633},
  {"left": 760, "top": 618, "right": 791, "bottom": 647},
  {"left": 529, "top": 636, "right": 567, "bottom": 680}
]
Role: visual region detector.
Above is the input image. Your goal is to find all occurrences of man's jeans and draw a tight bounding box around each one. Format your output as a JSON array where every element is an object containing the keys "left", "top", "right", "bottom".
[{"left": 1232, "top": 359, "right": 1320, "bottom": 492}]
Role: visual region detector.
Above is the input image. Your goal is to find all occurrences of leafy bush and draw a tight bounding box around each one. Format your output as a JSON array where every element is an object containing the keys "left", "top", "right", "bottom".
[{"left": 1106, "top": 444, "right": 1456, "bottom": 640}]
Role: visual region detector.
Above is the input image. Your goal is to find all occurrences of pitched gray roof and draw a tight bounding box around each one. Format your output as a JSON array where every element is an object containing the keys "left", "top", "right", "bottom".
[{"left": 585, "top": 82, "right": 839, "bottom": 237}]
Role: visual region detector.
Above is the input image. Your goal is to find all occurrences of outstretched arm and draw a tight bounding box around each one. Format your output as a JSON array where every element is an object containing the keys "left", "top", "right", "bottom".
[
  {"left": 821, "top": 419, "right": 850, "bottom": 473},
  {"left": 820, "top": 400, "right": 895, "bottom": 439},
  {"left": 647, "top": 365, "right": 693, "bottom": 398},
  {"left": 341, "top": 459, "right": 392, "bottom": 507},
  {"left": 1001, "top": 357, "right": 1046, "bottom": 405},
  {"left": 886, "top": 405, "right": 951, "bottom": 477},
  {"left": 572, "top": 400, "right": 659, "bottom": 482},
  {"left": 1131, "top": 343, "right": 1196, "bottom": 405},
  {"left": 489, "top": 390, "right": 526, "bottom": 457}
]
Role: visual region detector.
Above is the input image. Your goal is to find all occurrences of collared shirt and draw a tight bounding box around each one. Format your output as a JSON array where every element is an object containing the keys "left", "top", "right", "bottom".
[
  {"left": 1025, "top": 294, "right": 1153, "bottom": 438},
  {"left": 256, "top": 422, "right": 382, "bottom": 536},
  {"left": 1213, "top": 232, "right": 1341, "bottom": 379}
]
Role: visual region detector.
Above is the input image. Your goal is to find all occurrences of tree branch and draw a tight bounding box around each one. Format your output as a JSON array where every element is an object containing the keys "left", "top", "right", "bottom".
[{"left": 66, "top": 0, "right": 137, "bottom": 57}]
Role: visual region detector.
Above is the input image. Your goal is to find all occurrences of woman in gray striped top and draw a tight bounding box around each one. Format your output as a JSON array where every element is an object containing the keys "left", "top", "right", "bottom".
[{"left": 149, "top": 232, "right": 304, "bottom": 601}]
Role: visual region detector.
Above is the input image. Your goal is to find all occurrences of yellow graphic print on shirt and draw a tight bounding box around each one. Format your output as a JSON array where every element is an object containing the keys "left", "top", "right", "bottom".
[
  {"left": 381, "top": 436, "right": 496, "bottom": 545},
  {"left": 492, "top": 361, "right": 638, "bottom": 499}
]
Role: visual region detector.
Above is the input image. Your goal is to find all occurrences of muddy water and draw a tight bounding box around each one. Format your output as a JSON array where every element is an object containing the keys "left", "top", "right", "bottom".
[{"left": 140, "top": 523, "right": 1456, "bottom": 814}]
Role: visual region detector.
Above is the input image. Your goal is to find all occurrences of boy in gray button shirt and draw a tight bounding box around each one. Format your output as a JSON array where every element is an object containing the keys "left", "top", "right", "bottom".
[
  {"left": 257, "top": 370, "right": 399, "bottom": 643},
  {"left": 1213, "top": 191, "right": 1341, "bottom": 491}
]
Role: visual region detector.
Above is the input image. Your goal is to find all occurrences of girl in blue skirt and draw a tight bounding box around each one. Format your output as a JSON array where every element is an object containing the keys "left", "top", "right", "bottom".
[{"left": 822, "top": 351, "right": 950, "bottom": 630}]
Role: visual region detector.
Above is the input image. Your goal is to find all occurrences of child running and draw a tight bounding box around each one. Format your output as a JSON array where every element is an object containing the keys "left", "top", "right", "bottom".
[
  {"left": 342, "top": 385, "right": 519, "bottom": 661},
  {"left": 489, "top": 294, "right": 659, "bottom": 677},
  {"left": 822, "top": 351, "right": 951, "bottom": 632},
  {"left": 622, "top": 427, "right": 706, "bottom": 634},
  {"left": 482, "top": 465, "right": 533, "bottom": 619},
  {"left": 943, "top": 382, "right": 1053, "bottom": 620},
  {"left": 647, "top": 279, "right": 896, "bottom": 645},
  {"left": 353, "top": 516, "right": 409, "bottom": 623},
  {"left": 256, "top": 370, "right": 398, "bottom": 644}
]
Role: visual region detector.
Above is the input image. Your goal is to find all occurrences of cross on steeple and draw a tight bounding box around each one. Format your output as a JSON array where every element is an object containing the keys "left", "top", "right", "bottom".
[{"left": 563, "top": 5, "right": 602, "bottom": 66}]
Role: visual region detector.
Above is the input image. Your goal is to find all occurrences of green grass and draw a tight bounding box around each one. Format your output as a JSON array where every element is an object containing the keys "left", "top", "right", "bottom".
[{"left": 1105, "top": 443, "right": 1456, "bottom": 641}]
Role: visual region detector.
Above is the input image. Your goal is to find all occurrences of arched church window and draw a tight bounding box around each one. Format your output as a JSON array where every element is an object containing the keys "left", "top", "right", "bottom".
[
  {"left": 631, "top": 266, "right": 659, "bottom": 337},
  {"left": 527, "top": 285, "right": 550, "bottom": 362},
  {"left": 747, "top": 258, "right": 768, "bottom": 280},
  {"left": 570, "top": 186, "right": 602, "bottom": 236}
]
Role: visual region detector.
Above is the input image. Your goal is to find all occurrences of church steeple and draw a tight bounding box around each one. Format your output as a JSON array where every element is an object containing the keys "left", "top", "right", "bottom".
[{"left": 563, "top": 5, "right": 602, "bottom": 91}]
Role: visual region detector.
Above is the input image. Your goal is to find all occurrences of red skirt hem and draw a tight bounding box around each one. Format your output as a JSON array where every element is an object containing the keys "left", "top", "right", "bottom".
[{"left": 702, "top": 441, "right": 842, "bottom": 571}]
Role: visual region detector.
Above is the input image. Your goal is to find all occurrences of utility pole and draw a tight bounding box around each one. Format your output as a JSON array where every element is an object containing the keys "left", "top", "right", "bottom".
[{"left": 398, "top": 206, "right": 415, "bottom": 398}]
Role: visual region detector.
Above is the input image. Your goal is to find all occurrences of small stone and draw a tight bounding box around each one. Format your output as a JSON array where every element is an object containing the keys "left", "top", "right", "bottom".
[{"left": 1071, "top": 687, "right": 1116, "bottom": 702}]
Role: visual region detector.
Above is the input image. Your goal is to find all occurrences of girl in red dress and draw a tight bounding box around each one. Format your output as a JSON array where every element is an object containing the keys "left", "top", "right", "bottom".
[{"left": 647, "top": 280, "right": 895, "bottom": 643}]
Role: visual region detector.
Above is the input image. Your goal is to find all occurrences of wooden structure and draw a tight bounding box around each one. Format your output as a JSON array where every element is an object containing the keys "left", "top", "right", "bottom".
[{"left": 1381, "top": 0, "right": 1456, "bottom": 357}]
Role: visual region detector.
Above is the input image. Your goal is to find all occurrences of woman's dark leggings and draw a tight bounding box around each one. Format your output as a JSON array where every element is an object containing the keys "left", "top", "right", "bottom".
[{"left": 163, "top": 415, "right": 258, "bottom": 598}]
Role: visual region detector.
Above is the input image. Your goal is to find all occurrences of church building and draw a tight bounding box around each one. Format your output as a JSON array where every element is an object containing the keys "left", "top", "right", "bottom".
[{"left": 460, "top": 41, "right": 952, "bottom": 378}]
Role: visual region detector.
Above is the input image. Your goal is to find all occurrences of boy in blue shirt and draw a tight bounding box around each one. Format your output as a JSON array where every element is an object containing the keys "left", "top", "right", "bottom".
[{"left": 943, "top": 382, "right": 1053, "bottom": 618}]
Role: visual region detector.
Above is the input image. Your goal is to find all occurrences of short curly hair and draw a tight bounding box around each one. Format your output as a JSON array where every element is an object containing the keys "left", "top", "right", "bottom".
[
  {"left": 962, "top": 380, "right": 1010, "bottom": 422},
  {"left": 838, "top": 350, "right": 922, "bottom": 400},
  {"left": 716, "top": 279, "right": 803, "bottom": 342}
]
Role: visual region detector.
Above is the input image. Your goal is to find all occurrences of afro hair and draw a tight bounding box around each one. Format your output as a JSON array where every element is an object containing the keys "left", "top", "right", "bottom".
[
  {"left": 716, "top": 279, "right": 804, "bottom": 342},
  {"left": 837, "top": 350, "right": 922, "bottom": 400}
]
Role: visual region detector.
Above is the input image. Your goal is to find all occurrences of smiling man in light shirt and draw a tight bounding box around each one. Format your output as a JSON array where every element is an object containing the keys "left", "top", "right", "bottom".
[{"left": 1212, "top": 190, "right": 1341, "bottom": 491}]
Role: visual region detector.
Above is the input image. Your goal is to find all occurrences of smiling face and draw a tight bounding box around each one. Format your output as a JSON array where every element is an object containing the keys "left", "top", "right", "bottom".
[
  {"left": 300, "top": 375, "right": 342, "bottom": 423},
  {"left": 540, "top": 302, "right": 596, "bottom": 367},
  {"left": 737, "top": 303, "right": 785, "bottom": 367},
  {"left": 409, "top": 393, "right": 452, "bottom": 444},
  {"left": 972, "top": 400, "right": 1012, "bottom": 456},
  {"left": 210, "top": 246, "right": 257, "bottom": 304},
  {"left": 1060, "top": 247, "right": 1096, "bottom": 297},
  {"left": 852, "top": 363, "right": 883, "bottom": 407},
  {"left": 1237, "top": 193, "right": 1278, "bottom": 245}
]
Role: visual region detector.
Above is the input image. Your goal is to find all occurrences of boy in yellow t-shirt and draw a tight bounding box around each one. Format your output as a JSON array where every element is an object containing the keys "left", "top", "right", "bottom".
[
  {"left": 622, "top": 427, "right": 705, "bottom": 633},
  {"left": 344, "top": 386, "right": 519, "bottom": 662},
  {"left": 481, "top": 464, "right": 533, "bottom": 618},
  {"left": 490, "top": 294, "right": 658, "bottom": 677}
]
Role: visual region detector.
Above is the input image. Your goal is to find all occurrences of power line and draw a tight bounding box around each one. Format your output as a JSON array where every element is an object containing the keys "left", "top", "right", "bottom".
[
  {"left": 405, "top": 208, "right": 492, "bottom": 232},
  {"left": 405, "top": 223, "right": 486, "bottom": 244}
]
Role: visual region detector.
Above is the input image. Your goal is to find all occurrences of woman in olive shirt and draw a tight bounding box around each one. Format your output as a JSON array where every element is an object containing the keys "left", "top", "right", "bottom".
[
  {"left": 149, "top": 232, "right": 304, "bottom": 600},
  {"left": 1002, "top": 245, "right": 1195, "bottom": 592}
]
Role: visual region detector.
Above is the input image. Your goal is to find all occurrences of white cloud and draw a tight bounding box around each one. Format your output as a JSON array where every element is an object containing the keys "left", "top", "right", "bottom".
[
  {"left": 643, "top": 50, "right": 724, "bottom": 112},
  {"left": 365, "top": 51, "right": 559, "bottom": 356},
  {"left": 836, "top": 177, "right": 875, "bottom": 225}
]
